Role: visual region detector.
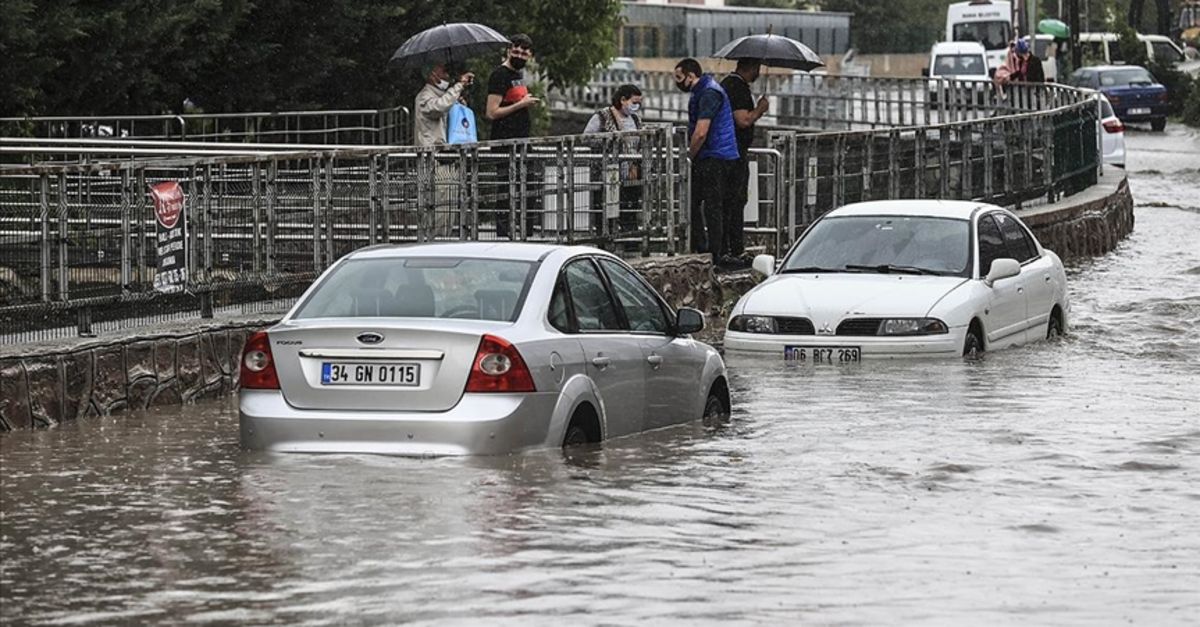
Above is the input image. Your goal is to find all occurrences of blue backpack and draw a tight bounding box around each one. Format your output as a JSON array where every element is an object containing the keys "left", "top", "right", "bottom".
[{"left": 446, "top": 103, "right": 478, "bottom": 144}]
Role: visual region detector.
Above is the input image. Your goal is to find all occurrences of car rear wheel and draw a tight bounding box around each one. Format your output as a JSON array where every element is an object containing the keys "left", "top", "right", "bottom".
[
  {"left": 1151, "top": 117, "right": 1167, "bottom": 132},
  {"left": 563, "top": 425, "right": 590, "bottom": 447},
  {"left": 1046, "top": 313, "right": 1063, "bottom": 339},
  {"left": 963, "top": 329, "right": 984, "bottom": 357}
]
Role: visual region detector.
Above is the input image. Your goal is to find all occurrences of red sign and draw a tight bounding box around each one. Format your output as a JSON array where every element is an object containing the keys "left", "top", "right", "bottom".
[{"left": 150, "top": 181, "right": 185, "bottom": 229}]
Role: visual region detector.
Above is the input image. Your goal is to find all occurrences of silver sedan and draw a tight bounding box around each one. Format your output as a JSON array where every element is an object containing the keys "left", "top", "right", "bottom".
[{"left": 239, "top": 243, "right": 729, "bottom": 456}]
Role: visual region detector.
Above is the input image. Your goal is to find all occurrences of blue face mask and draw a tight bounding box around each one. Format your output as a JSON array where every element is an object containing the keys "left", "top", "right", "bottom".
[{"left": 624, "top": 103, "right": 641, "bottom": 115}]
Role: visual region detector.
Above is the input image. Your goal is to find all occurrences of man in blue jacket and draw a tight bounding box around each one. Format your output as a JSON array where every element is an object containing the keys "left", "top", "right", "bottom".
[{"left": 674, "top": 58, "right": 742, "bottom": 266}]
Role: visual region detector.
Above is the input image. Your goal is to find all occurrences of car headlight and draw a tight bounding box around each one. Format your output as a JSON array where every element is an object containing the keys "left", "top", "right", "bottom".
[
  {"left": 877, "top": 318, "right": 949, "bottom": 335},
  {"left": 729, "top": 315, "right": 778, "bottom": 334}
]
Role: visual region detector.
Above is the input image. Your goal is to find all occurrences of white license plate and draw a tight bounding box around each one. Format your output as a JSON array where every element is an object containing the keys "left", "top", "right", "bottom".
[
  {"left": 1128, "top": 107, "right": 1151, "bottom": 115},
  {"left": 321, "top": 362, "right": 420, "bottom": 386},
  {"left": 784, "top": 346, "right": 861, "bottom": 364}
]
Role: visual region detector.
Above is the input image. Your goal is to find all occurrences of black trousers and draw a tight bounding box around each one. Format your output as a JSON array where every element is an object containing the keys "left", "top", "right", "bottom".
[
  {"left": 690, "top": 158, "right": 736, "bottom": 260},
  {"left": 723, "top": 158, "right": 749, "bottom": 257}
]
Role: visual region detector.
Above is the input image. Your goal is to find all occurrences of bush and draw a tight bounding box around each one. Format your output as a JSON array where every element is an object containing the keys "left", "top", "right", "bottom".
[
  {"left": 1148, "top": 60, "right": 1197, "bottom": 119},
  {"left": 1183, "top": 79, "right": 1200, "bottom": 127}
]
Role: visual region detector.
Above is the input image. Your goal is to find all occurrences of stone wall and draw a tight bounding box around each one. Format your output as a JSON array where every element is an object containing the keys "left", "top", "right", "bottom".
[
  {"left": 0, "top": 321, "right": 270, "bottom": 431},
  {"left": 0, "top": 176, "right": 1134, "bottom": 431}
]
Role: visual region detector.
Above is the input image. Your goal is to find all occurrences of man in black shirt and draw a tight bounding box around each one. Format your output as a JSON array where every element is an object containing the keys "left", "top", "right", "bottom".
[
  {"left": 485, "top": 33, "right": 539, "bottom": 238},
  {"left": 719, "top": 58, "right": 769, "bottom": 265}
]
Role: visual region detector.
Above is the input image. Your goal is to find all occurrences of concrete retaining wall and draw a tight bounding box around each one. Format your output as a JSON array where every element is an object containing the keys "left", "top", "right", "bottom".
[{"left": 0, "top": 176, "right": 1135, "bottom": 431}]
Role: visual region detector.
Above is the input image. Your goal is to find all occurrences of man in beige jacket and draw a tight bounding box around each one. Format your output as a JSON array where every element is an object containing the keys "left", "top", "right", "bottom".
[{"left": 414, "top": 64, "right": 474, "bottom": 237}]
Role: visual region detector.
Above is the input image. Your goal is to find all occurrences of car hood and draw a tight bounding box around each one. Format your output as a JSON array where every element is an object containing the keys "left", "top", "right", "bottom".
[{"left": 743, "top": 273, "right": 969, "bottom": 326}]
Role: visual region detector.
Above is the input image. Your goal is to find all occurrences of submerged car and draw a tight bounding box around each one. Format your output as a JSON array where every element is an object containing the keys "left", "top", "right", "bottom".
[
  {"left": 239, "top": 243, "right": 728, "bottom": 456},
  {"left": 725, "top": 200, "right": 1069, "bottom": 360}
]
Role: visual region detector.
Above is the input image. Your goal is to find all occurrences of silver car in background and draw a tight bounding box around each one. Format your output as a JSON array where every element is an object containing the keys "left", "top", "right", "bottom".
[{"left": 239, "top": 243, "right": 728, "bottom": 456}]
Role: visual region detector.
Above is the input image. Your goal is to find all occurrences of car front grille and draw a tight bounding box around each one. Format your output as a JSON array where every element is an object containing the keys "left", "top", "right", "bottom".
[
  {"left": 774, "top": 317, "right": 815, "bottom": 335},
  {"left": 836, "top": 318, "right": 883, "bottom": 336}
]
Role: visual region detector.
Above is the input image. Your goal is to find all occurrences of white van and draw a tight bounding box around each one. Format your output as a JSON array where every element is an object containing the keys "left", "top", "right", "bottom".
[
  {"left": 946, "top": 0, "right": 1013, "bottom": 74},
  {"left": 1078, "top": 32, "right": 1186, "bottom": 66},
  {"left": 925, "top": 42, "right": 991, "bottom": 105}
]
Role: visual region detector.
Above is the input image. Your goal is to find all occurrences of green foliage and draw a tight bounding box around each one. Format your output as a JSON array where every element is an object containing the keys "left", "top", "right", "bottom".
[
  {"left": 1, "top": 0, "right": 622, "bottom": 121},
  {"left": 1183, "top": 78, "right": 1200, "bottom": 127},
  {"left": 1112, "top": 19, "right": 1150, "bottom": 65},
  {"left": 1149, "top": 59, "right": 1198, "bottom": 119},
  {"left": 821, "top": 0, "right": 946, "bottom": 54}
]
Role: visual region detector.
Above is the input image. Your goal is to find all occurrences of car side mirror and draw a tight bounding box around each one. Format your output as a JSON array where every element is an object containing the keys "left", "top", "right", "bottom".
[
  {"left": 985, "top": 258, "right": 1021, "bottom": 286},
  {"left": 921, "top": 67, "right": 930, "bottom": 77},
  {"left": 676, "top": 307, "right": 705, "bottom": 335},
  {"left": 752, "top": 254, "right": 775, "bottom": 277}
]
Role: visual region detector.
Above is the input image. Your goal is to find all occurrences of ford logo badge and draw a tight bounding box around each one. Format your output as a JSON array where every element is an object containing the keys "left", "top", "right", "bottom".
[{"left": 356, "top": 332, "right": 384, "bottom": 345}]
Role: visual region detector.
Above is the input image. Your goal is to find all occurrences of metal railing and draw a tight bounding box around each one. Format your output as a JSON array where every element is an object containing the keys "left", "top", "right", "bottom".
[
  {"left": 0, "top": 105, "right": 411, "bottom": 149},
  {"left": 1, "top": 74, "right": 1102, "bottom": 344}
]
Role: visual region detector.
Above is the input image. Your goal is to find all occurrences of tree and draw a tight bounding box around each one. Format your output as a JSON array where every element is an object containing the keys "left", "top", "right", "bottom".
[{"left": 820, "top": 0, "right": 947, "bottom": 54}]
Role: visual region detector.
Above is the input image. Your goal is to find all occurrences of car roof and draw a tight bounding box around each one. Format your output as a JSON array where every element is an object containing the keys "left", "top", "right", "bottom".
[
  {"left": 347, "top": 241, "right": 598, "bottom": 262},
  {"left": 827, "top": 200, "right": 996, "bottom": 220},
  {"left": 1085, "top": 64, "right": 1150, "bottom": 71},
  {"left": 931, "top": 41, "right": 987, "bottom": 54}
]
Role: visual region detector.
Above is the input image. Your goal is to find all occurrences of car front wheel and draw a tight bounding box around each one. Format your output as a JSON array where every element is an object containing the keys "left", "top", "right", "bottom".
[{"left": 963, "top": 329, "right": 984, "bottom": 357}]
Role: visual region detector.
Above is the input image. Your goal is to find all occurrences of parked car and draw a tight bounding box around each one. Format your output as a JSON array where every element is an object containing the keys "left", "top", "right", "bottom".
[
  {"left": 1067, "top": 65, "right": 1169, "bottom": 131},
  {"left": 924, "top": 41, "right": 991, "bottom": 106},
  {"left": 239, "top": 243, "right": 729, "bottom": 456},
  {"left": 1097, "top": 92, "right": 1127, "bottom": 168},
  {"left": 725, "top": 200, "right": 1069, "bottom": 360},
  {"left": 1078, "top": 32, "right": 1186, "bottom": 67}
]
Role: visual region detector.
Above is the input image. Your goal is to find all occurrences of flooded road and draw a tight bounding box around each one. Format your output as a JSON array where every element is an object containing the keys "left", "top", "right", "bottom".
[{"left": 2, "top": 128, "right": 1198, "bottom": 625}]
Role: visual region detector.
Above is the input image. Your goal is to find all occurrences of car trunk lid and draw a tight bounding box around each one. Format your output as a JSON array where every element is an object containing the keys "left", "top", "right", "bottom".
[{"left": 268, "top": 319, "right": 508, "bottom": 411}]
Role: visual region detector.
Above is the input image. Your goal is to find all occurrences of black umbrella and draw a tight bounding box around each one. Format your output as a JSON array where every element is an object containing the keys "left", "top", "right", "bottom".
[
  {"left": 390, "top": 22, "right": 510, "bottom": 69},
  {"left": 713, "top": 34, "right": 824, "bottom": 72}
]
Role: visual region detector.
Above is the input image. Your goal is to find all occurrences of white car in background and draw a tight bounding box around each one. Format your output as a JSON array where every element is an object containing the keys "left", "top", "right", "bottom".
[
  {"left": 925, "top": 41, "right": 991, "bottom": 106},
  {"left": 726, "top": 200, "right": 1069, "bottom": 360},
  {"left": 239, "top": 243, "right": 728, "bottom": 456},
  {"left": 1098, "top": 92, "right": 1127, "bottom": 168}
]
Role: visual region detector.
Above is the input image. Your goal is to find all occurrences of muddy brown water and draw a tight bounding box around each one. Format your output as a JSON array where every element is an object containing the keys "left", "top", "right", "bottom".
[{"left": 2, "top": 127, "right": 1198, "bottom": 625}]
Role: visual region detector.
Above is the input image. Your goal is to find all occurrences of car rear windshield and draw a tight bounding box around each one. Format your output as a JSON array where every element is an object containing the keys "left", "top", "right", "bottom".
[
  {"left": 782, "top": 216, "right": 970, "bottom": 276},
  {"left": 292, "top": 257, "right": 536, "bottom": 321},
  {"left": 1099, "top": 68, "right": 1155, "bottom": 87},
  {"left": 933, "top": 54, "right": 987, "bottom": 76}
]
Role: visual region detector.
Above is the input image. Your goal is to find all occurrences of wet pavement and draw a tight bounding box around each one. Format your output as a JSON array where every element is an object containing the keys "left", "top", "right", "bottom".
[{"left": 1, "top": 127, "right": 1198, "bottom": 625}]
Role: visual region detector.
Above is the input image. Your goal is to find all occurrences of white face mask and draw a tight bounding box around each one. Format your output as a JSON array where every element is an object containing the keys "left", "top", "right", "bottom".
[{"left": 436, "top": 79, "right": 450, "bottom": 90}]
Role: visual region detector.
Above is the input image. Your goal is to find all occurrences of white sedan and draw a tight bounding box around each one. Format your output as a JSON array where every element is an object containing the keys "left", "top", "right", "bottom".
[{"left": 725, "top": 200, "right": 1069, "bottom": 360}]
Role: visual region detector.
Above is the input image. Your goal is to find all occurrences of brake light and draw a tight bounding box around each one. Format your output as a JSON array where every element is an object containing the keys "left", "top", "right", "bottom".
[
  {"left": 464, "top": 334, "right": 536, "bottom": 393},
  {"left": 1157, "top": 92, "right": 1169, "bottom": 103},
  {"left": 239, "top": 331, "right": 280, "bottom": 390},
  {"left": 1102, "top": 119, "right": 1125, "bottom": 134}
]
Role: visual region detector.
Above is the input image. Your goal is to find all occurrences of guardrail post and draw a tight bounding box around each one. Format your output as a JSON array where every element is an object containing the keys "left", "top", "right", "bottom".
[
  {"left": 39, "top": 175, "right": 51, "bottom": 302},
  {"left": 1042, "top": 115, "right": 1054, "bottom": 203},
  {"left": 565, "top": 139, "right": 576, "bottom": 245},
  {"left": 887, "top": 130, "right": 899, "bottom": 199},
  {"left": 381, "top": 155, "right": 392, "bottom": 243},
  {"left": 961, "top": 123, "right": 973, "bottom": 199},
  {"left": 468, "top": 147, "right": 479, "bottom": 241},
  {"left": 937, "top": 127, "right": 950, "bottom": 199},
  {"left": 914, "top": 129, "right": 927, "bottom": 199},
  {"left": 252, "top": 162, "right": 264, "bottom": 271},
  {"left": 120, "top": 168, "right": 131, "bottom": 294},
  {"left": 324, "top": 156, "right": 334, "bottom": 261},
  {"left": 57, "top": 171, "right": 69, "bottom": 302},
  {"left": 640, "top": 131, "right": 652, "bottom": 256},
  {"left": 265, "top": 160, "right": 277, "bottom": 273},
  {"left": 203, "top": 164, "right": 213, "bottom": 283},
  {"left": 367, "top": 155, "right": 379, "bottom": 245},
  {"left": 665, "top": 128, "right": 677, "bottom": 256},
  {"left": 136, "top": 169, "right": 147, "bottom": 288},
  {"left": 518, "top": 143, "right": 528, "bottom": 242},
  {"left": 983, "top": 120, "right": 994, "bottom": 199},
  {"left": 310, "top": 158, "right": 322, "bottom": 269}
]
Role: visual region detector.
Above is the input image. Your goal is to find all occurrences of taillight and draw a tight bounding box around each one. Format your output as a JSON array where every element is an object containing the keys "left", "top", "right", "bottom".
[
  {"left": 239, "top": 331, "right": 280, "bottom": 390},
  {"left": 1157, "top": 92, "right": 1169, "bottom": 103},
  {"left": 1107, "top": 95, "right": 1120, "bottom": 105},
  {"left": 1102, "top": 119, "right": 1125, "bottom": 134},
  {"left": 464, "top": 334, "right": 535, "bottom": 393}
]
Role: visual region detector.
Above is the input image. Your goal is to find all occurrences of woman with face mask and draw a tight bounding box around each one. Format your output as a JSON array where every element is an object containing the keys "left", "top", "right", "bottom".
[{"left": 583, "top": 84, "right": 645, "bottom": 234}]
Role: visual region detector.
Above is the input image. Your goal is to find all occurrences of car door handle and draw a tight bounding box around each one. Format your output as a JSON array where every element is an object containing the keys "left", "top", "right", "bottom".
[
  {"left": 646, "top": 355, "right": 663, "bottom": 368},
  {"left": 591, "top": 356, "right": 611, "bottom": 369}
]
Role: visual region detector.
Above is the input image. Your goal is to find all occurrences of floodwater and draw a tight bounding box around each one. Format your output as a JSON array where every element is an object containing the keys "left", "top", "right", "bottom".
[{"left": 2, "top": 128, "right": 1198, "bottom": 625}]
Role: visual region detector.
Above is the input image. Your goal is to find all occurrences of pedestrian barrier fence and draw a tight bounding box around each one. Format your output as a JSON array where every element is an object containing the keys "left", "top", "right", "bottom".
[{"left": 1, "top": 76, "right": 1100, "bottom": 344}]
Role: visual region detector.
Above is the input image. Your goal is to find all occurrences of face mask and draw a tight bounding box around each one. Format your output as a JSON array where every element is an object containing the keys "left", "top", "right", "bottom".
[
  {"left": 624, "top": 103, "right": 640, "bottom": 115},
  {"left": 510, "top": 57, "right": 527, "bottom": 70},
  {"left": 675, "top": 78, "right": 691, "bottom": 93},
  {"left": 436, "top": 79, "right": 450, "bottom": 90}
]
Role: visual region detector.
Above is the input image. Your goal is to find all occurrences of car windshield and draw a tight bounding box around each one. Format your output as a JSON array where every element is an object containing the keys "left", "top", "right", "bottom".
[
  {"left": 933, "top": 54, "right": 987, "bottom": 76},
  {"left": 293, "top": 257, "right": 535, "bottom": 321},
  {"left": 952, "top": 21, "right": 1012, "bottom": 50},
  {"left": 1099, "top": 68, "right": 1156, "bottom": 87},
  {"left": 781, "top": 215, "right": 971, "bottom": 276}
]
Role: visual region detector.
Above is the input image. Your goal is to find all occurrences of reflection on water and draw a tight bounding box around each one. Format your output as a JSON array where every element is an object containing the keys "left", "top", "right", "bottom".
[{"left": 3, "top": 152, "right": 1200, "bottom": 624}]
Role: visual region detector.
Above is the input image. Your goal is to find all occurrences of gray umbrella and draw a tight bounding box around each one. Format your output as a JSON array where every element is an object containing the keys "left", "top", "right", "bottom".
[
  {"left": 713, "top": 34, "right": 825, "bottom": 72},
  {"left": 390, "top": 22, "right": 510, "bottom": 69}
]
